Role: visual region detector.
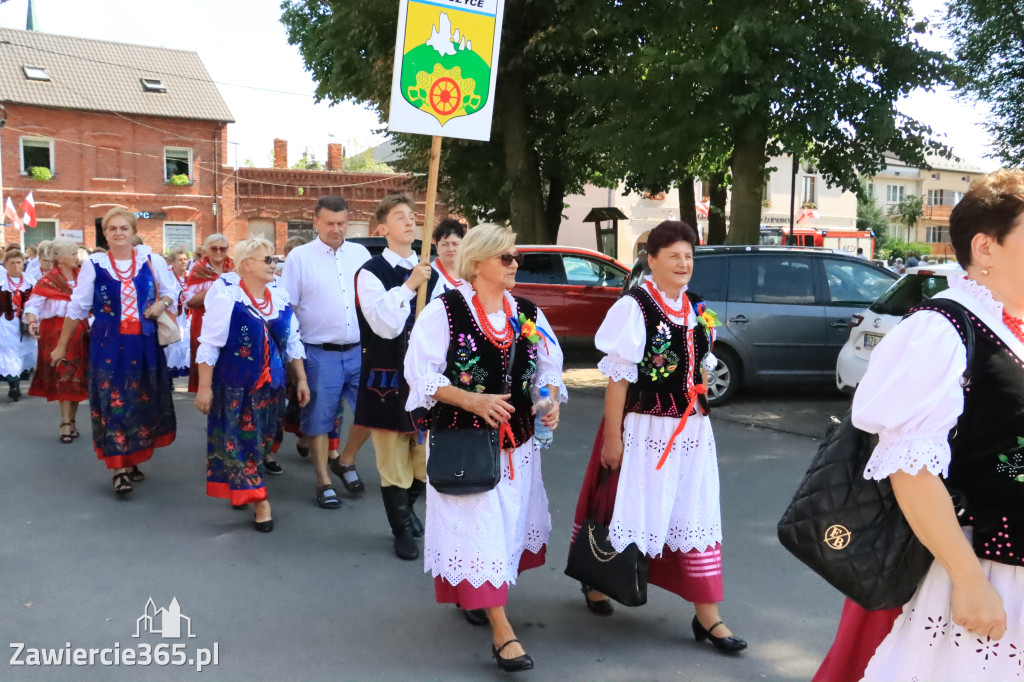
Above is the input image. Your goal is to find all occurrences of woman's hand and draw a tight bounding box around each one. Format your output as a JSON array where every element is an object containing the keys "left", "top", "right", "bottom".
[
  {"left": 143, "top": 299, "right": 168, "bottom": 320},
  {"left": 951, "top": 572, "right": 1007, "bottom": 640},
  {"left": 600, "top": 432, "right": 624, "bottom": 470},
  {"left": 27, "top": 320, "right": 39, "bottom": 339},
  {"left": 534, "top": 401, "right": 560, "bottom": 430},
  {"left": 194, "top": 387, "right": 213, "bottom": 415},
  {"left": 50, "top": 344, "right": 67, "bottom": 367},
  {"left": 295, "top": 379, "right": 311, "bottom": 408},
  {"left": 463, "top": 392, "right": 514, "bottom": 429}
]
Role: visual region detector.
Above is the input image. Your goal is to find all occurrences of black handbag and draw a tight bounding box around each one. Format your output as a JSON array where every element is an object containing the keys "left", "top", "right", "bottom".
[
  {"left": 426, "top": 328, "right": 516, "bottom": 496},
  {"left": 777, "top": 299, "right": 975, "bottom": 610},
  {"left": 565, "top": 467, "right": 648, "bottom": 607}
]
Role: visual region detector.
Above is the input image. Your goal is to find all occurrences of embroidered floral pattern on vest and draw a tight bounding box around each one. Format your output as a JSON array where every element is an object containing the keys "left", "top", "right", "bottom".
[
  {"left": 452, "top": 332, "right": 488, "bottom": 392},
  {"left": 640, "top": 321, "right": 680, "bottom": 382}
]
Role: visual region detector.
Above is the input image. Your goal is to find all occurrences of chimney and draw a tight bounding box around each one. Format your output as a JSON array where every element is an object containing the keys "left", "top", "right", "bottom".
[
  {"left": 273, "top": 139, "right": 288, "bottom": 169},
  {"left": 327, "top": 143, "right": 344, "bottom": 171}
]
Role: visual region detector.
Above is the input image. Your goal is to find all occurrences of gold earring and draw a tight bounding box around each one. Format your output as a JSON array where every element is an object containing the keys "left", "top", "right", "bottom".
[{"left": 982, "top": 268, "right": 990, "bottom": 276}]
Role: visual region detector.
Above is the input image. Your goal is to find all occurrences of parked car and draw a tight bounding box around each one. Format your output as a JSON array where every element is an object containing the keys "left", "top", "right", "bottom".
[
  {"left": 836, "top": 264, "right": 964, "bottom": 393},
  {"left": 513, "top": 246, "right": 630, "bottom": 346},
  {"left": 625, "top": 246, "right": 898, "bottom": 405}
]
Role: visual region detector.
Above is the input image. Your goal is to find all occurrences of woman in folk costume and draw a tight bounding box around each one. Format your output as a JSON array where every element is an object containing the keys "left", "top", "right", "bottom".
[
  {"left": 163, "top": 247, "right": 192, "bottom": 379},
  {"left": 194, "top": 238, "right": 308, "bottom": 532},
  {"left": 570, "top": 220, "right": 747, "bottom": 654},
  {"left": 185, "top": 233, "right": 233, "bottom": 392},
  {"left": 405, "top": 224, "right": 566, "bottom": 672},
  {"left": 25, "top": 238, "right": 89, "bottom": 442},
  {"left": 52, "top": 208, "right": 179, "bottom": 496},
  {"left": 0, "top": 248, "right": 34, "bottom": 401},
  {"left": 429, "top": 218, "right": 465, "bottom": 301},
  {"left": 831, "top": 170, "right": 1024, "bottom": 681}
]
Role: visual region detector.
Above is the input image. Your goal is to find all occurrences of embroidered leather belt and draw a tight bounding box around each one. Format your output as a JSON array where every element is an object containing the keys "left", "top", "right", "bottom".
[{"left": 306, "top": 341, "right": 358, "bottom": 352}]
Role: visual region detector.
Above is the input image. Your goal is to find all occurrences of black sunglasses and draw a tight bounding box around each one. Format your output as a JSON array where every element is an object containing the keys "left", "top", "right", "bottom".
[
  {"left": 497, "top": 253, "right": 523, "bottom": 267},
  {"left": 261, "top": 256, "right": 281, "bottom": 266}
]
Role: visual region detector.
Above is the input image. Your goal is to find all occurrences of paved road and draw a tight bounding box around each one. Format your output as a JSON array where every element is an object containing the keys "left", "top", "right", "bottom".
[{"left": 0, "top": 382, "right": 846, "bottom": 681}]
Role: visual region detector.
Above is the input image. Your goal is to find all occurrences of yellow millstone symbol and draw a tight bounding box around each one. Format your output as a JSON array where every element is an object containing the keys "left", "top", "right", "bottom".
[
  {"left": 824, "top": 524, "right": 852, "bottom": 550},
  {"left": 407, "top": 65, "right": 481, "bottom": 126}
]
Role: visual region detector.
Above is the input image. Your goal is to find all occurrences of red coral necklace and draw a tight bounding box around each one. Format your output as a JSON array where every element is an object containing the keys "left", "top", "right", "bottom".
[
  {"left": 108, "top": 251, "right": 137, "bottom": 283},
  {"left": 436, "top": 261, "right": 462, "bottom": 287},
  {"left": 645, "top": 280, "right": 689, "bottom": 318},
  {"left": 1004, "top": 310, "right": 1024, "bottom": 345},
  {"left": 472, "top": 293, "right": 514, "bottom": 349},
  {"left": 240, "top": 279, "right": 273, "bottom": 316}
]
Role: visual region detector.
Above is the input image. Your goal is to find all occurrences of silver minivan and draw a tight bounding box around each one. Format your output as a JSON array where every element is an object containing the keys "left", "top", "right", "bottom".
[{"left": 626, "top": 246, "right": 898, "bottom": 405}]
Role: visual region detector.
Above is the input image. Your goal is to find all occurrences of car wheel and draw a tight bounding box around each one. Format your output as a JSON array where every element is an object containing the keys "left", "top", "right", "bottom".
[{"left": 706, "top": 346, "right": 741, "bottom": 407}]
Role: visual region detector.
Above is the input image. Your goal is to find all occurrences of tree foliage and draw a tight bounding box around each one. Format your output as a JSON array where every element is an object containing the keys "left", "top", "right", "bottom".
[
  {"left": 947, "top": 0, "right": 1024, "bottom": 165},
  {"left": 887, "top": 194, "right": 925, "bottom": 242},
  {"left": 292, "top": 147, "right": 324, "bottom": 170},
  {"left": 857, "top": 193, "right": 890, "bottom": 249}
]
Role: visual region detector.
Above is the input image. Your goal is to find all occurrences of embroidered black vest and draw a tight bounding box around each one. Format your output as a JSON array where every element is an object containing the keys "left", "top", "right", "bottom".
[
  {"left": 0, "top": 286, "right": 31, "bottom": 320},
  {"left": 623, "top": 286, "right": 710, "bottom": 418},
  {"left": 354, "top": 256, "right": 416, "bottom": 433},
  {"left": 914, "top": 299, "right": 1024, "bottom": 568},
  {"left": 430, "top": 290, "right": 539, "bottom": 448}
]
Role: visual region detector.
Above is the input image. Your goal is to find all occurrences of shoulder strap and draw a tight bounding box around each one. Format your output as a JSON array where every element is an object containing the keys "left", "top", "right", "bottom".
[{"left": 906, "top": 298, "right": 976, "bottom": 387}]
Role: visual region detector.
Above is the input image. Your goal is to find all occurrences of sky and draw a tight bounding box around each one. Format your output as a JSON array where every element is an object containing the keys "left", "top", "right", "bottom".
[{"left": 0, "top": 0, "right": 1001, "bottom": 172}]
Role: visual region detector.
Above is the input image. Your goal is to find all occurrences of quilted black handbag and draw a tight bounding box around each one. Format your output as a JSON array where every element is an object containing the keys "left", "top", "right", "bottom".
[
  {"left": 426, "top": 329, "right": 515, "bottom": 496},
  {"left": 565, "top": 468, "right": 648, "bottom": 607},
  {"left": 777, "top": 299, "right": 974, "bottom": 611}
]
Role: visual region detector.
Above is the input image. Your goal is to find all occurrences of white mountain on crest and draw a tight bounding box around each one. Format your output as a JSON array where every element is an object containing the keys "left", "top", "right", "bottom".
[{"left": 426, "top": 13, "right": 474, "bottom": 57}]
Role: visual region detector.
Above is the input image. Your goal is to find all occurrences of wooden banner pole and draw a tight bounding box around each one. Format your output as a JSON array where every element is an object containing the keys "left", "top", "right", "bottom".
[{"left": 416, "top": 134, "right": 443, "bottom": 318}]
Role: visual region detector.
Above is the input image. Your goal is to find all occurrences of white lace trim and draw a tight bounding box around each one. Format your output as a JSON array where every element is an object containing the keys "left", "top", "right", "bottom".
[
  {"left": 643, "top": 274, "right": 688, "bottom": 309},
  {"left": 863, "top": 436, "right": 951, "bottom": 480},
  {"left": 411, "top": 373, "right": 451, "bottom": 410},
  {"left": 948, "top": 274, "right": 1003, "bottom": 319},
  {"left": 609, "top": 518, "right": 723, "bottom": 556},
  {"left": 195, "top": 344, "right": 220, "bottom": 367},
  {"left": 701, "top": 351, "right": 718, "bottom": 372},
  {"left": 535, "top": 371, "right": 568, "bottom": 403},
  {"left": 598, "top": 355, "right": 638, "bottom": 383},
  {"left": 285, "top": 342, "right": 306, "bottom": 362}
]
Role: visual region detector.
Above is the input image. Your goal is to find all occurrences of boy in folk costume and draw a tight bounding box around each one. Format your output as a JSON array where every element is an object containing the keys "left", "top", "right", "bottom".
[{"left": 354, "top": 194, "right": 438, "bottom": 560}]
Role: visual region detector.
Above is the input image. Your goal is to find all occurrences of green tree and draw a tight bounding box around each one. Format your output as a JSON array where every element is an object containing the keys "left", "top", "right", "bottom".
[
  {"left": 887, "top": 194, "right": 924, "bottom": 242},
  {"left": 293, "top": 147, "right": 324, "bottom": 170},
  {"left": 281, "top": 0, "right": 611, "bottom": 242},
  {"left": 947, "top": 0, "right": 1024, "bottom": 164},
  {"left": 857, "top": 193, "right": 890, "bottom": 250},
  {"left": 344, "top": 148, "right": 394, "bottom": 173}
]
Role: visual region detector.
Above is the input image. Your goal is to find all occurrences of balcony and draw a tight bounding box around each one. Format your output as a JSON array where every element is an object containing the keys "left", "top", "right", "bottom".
[{"left": 923, "top": 205, "right": 953, "bottom": 220}]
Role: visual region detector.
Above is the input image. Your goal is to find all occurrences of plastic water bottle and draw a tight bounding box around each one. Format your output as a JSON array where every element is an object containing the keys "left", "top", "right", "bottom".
[{"left": 533, "top": 387, "right": 554, "bottom": 449}]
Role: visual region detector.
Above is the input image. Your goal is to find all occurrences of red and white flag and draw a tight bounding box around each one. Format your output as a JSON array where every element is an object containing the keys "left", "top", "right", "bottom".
[
  {"left": 20, "top": 192, "right": 36, "bottom": 228},
  {"left": 797, "top": 208, "right": 820, "bottom": 224},
  {"left": 4, "top": 197, "right": 23, "bottom": 232},
  {"left": 695, "top": 200, "right": 710, "bottom": 219}
]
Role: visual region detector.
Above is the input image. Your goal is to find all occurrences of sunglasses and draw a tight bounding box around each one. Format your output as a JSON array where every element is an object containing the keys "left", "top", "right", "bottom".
[
  {"left": 497, "top": 253, "right": 523, "bottom": 267},
  {"left": 208, "top": 246, "right": 229, "bottom": 253},
  {"left": 257, "top": 256, "right": 281, "bottom": 266}
]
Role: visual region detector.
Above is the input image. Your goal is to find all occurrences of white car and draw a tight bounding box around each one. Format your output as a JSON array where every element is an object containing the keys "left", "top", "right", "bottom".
[{"left": 836, "top": 264, "right": 965, "bottom": 393}]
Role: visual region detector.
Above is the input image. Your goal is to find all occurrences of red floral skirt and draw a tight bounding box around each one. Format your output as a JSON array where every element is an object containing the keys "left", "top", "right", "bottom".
[{"left": 29, "top": 317, "right": 89, "bottom": 402}]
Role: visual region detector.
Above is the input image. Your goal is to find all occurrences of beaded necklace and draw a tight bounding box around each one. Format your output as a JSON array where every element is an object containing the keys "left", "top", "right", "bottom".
[
  {"left": 644, "top": 279, "right": 689, "bottom": 318},
  {"left": 240, "top": 279, "right": 274, "bottom": 316},
  {"left": 6, "top": 274, "right": 24, "bottom": 312},
  {"left": 108, "top": 250, "right": 137, "bottom": 283},
  {"left": 1004, "top": 310, "right": 1024, "bottom": 345},
  {"left": 436, "top": 260, "right": 462, "bottom": 287},
  {"left": 471, "top": 293, "right": 514, "bottom": 349}
]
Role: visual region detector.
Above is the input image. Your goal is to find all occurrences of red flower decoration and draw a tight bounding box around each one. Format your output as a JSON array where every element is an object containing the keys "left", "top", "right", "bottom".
[{"left": 239, "top": 346, "right": 251, "bottom": 358}]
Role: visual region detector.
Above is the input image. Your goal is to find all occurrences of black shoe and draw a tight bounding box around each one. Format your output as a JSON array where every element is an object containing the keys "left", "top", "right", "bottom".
[
  {"left": 254, "top": 517, "right": 274, "bottom": 533},
  {"left": 580, "top": 584, "right": 614, "bottom": 616},
  {"left": 263, "top": 459, "right": 284, "bottom": 475},
  {"left": 329, "top": 458, "right": 365, "bottom": 493},
  {"left": 692, "top": 616, "right": 747, "bottom": 653},
  {"left": 492, "top": 639, "right": 534, "bottom": 672},
  {"left": 408, "top": 479, "right": 426, "bottom": 537},
  {"left": 462, "top": 608, "right": 488, "bottom": 626},
  {"left": 232, "top": 504, "right": 248, "bottom": 510},
  {"left": 296, "top": 444, "right": 310, "bottom": 458},
  {"left": 381, "top": 486, "right": 419, "bottom": 560}
]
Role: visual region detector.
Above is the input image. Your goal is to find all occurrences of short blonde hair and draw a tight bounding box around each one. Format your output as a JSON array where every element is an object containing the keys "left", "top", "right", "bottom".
[
  {"left": 456, "top": 223, "right": 515, "bottom": 282},
  {"left": 233, "top": 237, "right": 273, "bottom": 266},
  {"left": 101, "top": 207, "right": 138, "bottom": 234},
  {"left": 35, "top": 239, "right": 54, "bottom": 261},
  {"left": 166, "top": 247, "right": 189, "bottom": 262},
  {"left": 51, "top": 237, "right": 78, "bottom": 259},
  {"left": 203, "top": 232, "right": 228, "bottom": 249}
]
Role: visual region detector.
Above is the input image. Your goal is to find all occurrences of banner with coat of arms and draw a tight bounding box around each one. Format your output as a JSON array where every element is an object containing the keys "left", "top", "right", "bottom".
[{"left": 388, "top": 0, "right": 505, "bottom": 141}]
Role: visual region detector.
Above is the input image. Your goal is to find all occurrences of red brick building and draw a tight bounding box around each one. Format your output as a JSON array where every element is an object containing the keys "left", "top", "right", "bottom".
[{"left": 0, "top": 27, "right": 233, "bottom": 252}]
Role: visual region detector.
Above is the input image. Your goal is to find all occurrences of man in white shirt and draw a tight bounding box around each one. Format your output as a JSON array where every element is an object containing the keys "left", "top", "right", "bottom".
[
  {"left": 354, "top": 194, "right": 432, "bottom": 560},
  {"left": 282, "top": 196, "right": 372, "bottom": 509}
]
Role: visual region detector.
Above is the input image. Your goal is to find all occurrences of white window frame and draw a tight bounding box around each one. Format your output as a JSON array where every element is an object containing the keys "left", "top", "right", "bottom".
[
  {"left": 927, "top": 189, "right": 945, "bottom": 206},
  {"left": 163, "top": 147, "right": 193, "bottom": 183},
  {"left": 20, "top": 136, "right": 54, "bottom": 174},
  {"left": 886, "top": 184, "right": 905, "bottom": 204},
  {"left": 22, "top": 219, "right": 59, "bottom": 249},
  {"left": 801, "top": 176, "right": 817, "bottom": 205},
  {"left": 163, "top": 222, "right": 196, "bottom": 252}
]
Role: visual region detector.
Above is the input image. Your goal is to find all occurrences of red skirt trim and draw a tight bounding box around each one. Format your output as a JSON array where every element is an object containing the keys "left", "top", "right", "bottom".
[
  {"left": 206, "top": 481, "right": 268, "bottom": 506},
  {"left": 433, "top": 547, "right": 547, "bottom": 610},
  {"left": 813, "top": 599, "right": 901, "bottom": 682},
  {"left": 28, "top": 317, "right": 89, "bottom": 402},
  {"left": 648, "top": 544, "right": 724, "bottom": 603},
  {"left": 94, "top": 431, "right": 175, "bottom": 470}
]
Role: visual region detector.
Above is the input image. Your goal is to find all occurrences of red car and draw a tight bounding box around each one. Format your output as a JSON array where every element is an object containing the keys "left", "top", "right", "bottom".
[{"left": 513, "top": 246, "right": 630, "bottom": 347}]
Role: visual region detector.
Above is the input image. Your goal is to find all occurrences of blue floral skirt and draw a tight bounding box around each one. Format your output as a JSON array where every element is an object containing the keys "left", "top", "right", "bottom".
[
  {"left": 206, "top": 382, "right": 283, "bottom": 505},
  {"left": 89, "top": 333, "right": 176, "bottom": 469}
]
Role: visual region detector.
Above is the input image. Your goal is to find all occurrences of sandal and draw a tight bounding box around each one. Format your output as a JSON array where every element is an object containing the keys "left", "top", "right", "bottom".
[
  {"left": 112, "top": 473, "right": 133, "bottom": 495},
  {"left": 69, "top": 420, "right": 80, "bottom": 439},
  {"left": 59, "top": 422, "right": 74, "bottom": 444},
  {"left": 316, "top": 484, "right": 342, "bottom": 509},
  {"left": 127, "top": 466, "right": 145, "bottom": 482}
]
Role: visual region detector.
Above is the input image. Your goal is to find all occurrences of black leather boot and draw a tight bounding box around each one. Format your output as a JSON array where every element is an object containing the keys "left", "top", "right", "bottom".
[
  {"left": 381, "top": 486, "right": 419, "bottom": 560},
  {"left": 407, "top": 479, "right": 426, "bottom": 538}
]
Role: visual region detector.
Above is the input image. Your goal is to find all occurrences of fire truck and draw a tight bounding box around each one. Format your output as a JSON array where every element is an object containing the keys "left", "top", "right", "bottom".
[{"left": 759, "top": 227, "right": 875, "bottom": 259}]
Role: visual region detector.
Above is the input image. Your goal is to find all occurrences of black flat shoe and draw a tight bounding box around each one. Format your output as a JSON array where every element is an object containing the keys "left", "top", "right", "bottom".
[
  {"left": 296, "top": 444, "right": 310, "bottom": 458},
  {"left": 263, "top": 459, "right": 284, "bottom": 475},
  {"left": 580, "top": 584, "right": 613, "bottom": 616},
  {"left": 232, "top": 504, "right": 248, "bottom": 510},
  {"left": 461, "top": 608, "right": 488, "bottom": 626},
  {"left": 692, "top": 616, "right": 747, "bottom": 653},
  {"left": 254, "top": 517, "right": 274, "bottom": 533},
  {"left": 492, "top": 639, "right": 533, "bottom": 672}
]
